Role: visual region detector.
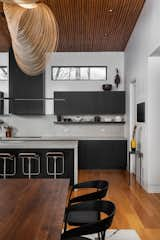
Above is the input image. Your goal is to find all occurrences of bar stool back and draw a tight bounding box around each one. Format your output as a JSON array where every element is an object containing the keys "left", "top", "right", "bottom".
[
  {"left": 46, "top": 152, "right": 64, "bottom": 179},
  {"left": 19, "top": 153, "right": 40, "bottom": 179},
  {"left": 0, "top": 153, "right": 16, "bottom": 179}
]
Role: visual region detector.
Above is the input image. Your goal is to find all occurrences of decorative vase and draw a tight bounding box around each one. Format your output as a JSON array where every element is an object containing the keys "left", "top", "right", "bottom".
[
  {"left": 131, "top": 139, "right": 137, "bottom": 152},
  {"left": 114, "top": 68, "right": 121, "bottom": 88},
  {"left": 102, "top": 84, "right": 112, "bottom": 91},
  {"left": 131, "top": 125, "right": 137, "bottom": 152}
]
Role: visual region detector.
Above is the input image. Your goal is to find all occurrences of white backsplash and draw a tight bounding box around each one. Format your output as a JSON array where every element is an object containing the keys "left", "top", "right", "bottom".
[{"left": 0, "top": 115, "right": 124, "bottom": 138}]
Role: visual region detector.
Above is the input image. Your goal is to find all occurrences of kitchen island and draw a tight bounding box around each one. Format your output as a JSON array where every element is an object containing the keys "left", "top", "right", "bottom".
[
  {"left": 0, "top": 136, "right": 127, "bottom": 182},
  {"left": 0, "top": 137, "right": 78, "bottom": 185}
]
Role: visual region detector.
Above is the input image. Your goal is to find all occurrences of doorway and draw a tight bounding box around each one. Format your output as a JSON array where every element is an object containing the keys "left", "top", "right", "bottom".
[{"left": 129, "top": 80, "right": 136, "bottom": 173}]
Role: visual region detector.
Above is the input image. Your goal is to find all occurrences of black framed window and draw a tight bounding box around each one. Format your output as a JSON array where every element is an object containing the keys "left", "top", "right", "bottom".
[{"left": 51, "top": 66, "right": 107, "bottom": 81}]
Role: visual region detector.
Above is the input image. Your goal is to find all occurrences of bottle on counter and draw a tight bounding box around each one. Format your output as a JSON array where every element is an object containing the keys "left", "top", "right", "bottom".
[{"left": 5, "top": 126, "right": 13, "bottom": 138}]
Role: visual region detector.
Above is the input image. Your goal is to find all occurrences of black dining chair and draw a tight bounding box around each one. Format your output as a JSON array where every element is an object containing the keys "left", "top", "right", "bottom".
[
  {"left": 62, "top": 200, "right": 116, "bottom": 240},
  {"left": 64, "top": 180, "right": 109, "bottom": 230},
  {"left": 69, "top": 180, "right": 109, "bottom": 205}
]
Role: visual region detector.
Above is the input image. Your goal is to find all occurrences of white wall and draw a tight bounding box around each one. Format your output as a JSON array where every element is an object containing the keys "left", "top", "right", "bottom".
[
  {"left": 125, "top": 0, "right": 160, "bottom": 192},
  {"left": 0, "top": 52, "right": 125, "bottom": 138},
  {"left": 45, "top": 52, "right": 124, "bottom": 114},
  {"left": 147, "top": 57, "right": 160, "bottom": 192}
]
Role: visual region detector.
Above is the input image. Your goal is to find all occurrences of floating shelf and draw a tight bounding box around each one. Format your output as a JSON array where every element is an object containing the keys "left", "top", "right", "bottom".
[{"left": 54, "top": 121, "right": 125, "bottom": 125}]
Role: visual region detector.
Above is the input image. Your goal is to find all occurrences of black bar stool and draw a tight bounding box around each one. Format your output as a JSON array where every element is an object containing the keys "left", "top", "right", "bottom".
[
  {"left": 0, "top": 153, "right": 16, "bottom": 179},
  {"left": 46, "top": 152, "right": 64, "bottom": 179},
  {"left": 19, "top": 153, "right": 40, "bottom": 179}
]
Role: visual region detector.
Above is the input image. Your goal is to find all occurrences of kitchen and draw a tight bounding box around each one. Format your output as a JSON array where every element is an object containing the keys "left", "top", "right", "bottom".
[
  {"left": 0, "top": 1, "right": 160, "bottom": 240},
  {"left": 0, "top": 50, "right": 127, "bottom": 184}
]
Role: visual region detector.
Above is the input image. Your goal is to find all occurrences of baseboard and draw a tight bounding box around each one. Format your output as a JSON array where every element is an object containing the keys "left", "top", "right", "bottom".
[{"left": 143, "top": 181, "right": 160, "bottom": 193}]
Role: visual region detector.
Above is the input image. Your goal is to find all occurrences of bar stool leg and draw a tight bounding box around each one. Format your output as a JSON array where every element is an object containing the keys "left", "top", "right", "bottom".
[
  {"left": 54, "top": 157, "right": 57, "bottom": 179},
  {"left": 3, "top": 157, "right": 6, "bottom": 179},
  {"left": 47, "top": 156, "right": 49, "bottom": 176},
  {"left": 29, "top": 158, "right": 31, "bottom": 179},
  {"left": 22, "top": 157, "right": 24, "bottom": 177},
  {"left": 14, "top": 156, "right": 16, "bottom": 177}
]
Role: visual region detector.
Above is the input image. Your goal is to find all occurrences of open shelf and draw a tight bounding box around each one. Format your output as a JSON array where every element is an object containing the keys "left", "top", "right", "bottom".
[{"left": 54, "top": 121, "right": 125, "bottom": 125}]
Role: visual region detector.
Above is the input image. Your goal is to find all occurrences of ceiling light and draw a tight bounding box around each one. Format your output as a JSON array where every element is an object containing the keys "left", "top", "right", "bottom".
[
  {"left": 108, "top": 9, "right": 113, "bottom": 12},
  {"left": 4, "top": 2, "right": 59, "bottom": 76},
  {"left": 18, "top": 3, "right": 37, "bottom": 9}
]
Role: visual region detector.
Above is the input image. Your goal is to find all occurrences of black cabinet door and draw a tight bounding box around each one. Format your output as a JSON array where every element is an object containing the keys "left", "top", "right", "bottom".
[
  {"left": 54, "top": 91, "right": 125, "bottom": 115},
  {"left": 9, "top": 49, "right": 45, "bottom": 115},
  {"left": 79, "top": 140, "right": 127, "bottom": 169}
]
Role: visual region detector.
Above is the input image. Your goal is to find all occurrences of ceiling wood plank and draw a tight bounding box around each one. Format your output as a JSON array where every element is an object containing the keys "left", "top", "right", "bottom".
[{"left": 0, "top": 0, "right": 145, "bottom": 52}]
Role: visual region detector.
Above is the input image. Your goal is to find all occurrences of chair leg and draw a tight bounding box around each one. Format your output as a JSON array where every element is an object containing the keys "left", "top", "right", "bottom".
[
  {"left": 63, "top": 221, "right": 67, "bottom": 232},
  {"left": 63, "top": 210, "right": 68, "bottom": 232},
  {"left": 101, "top": 231, "right": 105, "bottom": 240},
  {"left": 98, "top": 232, "right": 101, "bottom": 240}
]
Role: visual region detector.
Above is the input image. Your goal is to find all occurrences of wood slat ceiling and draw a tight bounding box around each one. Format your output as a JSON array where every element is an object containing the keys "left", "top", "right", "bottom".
[{"left": 0, "top": 0, "right": 145, "bottom": 52}]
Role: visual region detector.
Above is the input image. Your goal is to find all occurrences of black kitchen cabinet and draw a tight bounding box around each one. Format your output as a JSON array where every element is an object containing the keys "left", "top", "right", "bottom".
[
  {"left": 0, "top": 92, "right": 4, "bottom": 115},
  {"left": 79, "top": 140, "right": 127, "bottom": 169},
  {"left": 9, "top": 49, "right": 45, "bottom": 115},
  {"left": 0, "top": 149, "right": 74, "bottom": 185},
  {"left": 54, "top": 91, "right": 125, "bottom": 115}
]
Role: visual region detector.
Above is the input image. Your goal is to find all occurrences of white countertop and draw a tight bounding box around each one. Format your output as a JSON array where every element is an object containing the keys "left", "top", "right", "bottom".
[
  {"left": 0, "top": 136, "right": 127, "bottom": 141},
  {"left": 0, "top": 136, "right": 127, "bottom": 149},
  {"left": 0, "top": 138, "right": 78, "bottom": 149}
]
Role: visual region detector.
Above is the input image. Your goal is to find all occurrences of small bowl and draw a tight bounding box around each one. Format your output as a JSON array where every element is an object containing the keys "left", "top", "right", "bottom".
[{"left": 102, "top": 84, "right": 112, "bottom": 91}]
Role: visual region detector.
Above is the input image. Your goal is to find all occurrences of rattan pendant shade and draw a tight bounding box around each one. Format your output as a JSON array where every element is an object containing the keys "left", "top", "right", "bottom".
[
  {"left": 1, "top": 1, "right": 37, "bottom": 2},
  {"left": 2, "top": 1, "right": 58, "bottom": 76}
]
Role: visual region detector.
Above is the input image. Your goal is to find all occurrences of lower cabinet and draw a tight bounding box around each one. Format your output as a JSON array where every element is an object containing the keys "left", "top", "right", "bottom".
[
  {"left": 0, "top": 149, "right": 74, "bottom": 185},
  {"left": 79, "top": 140, "right": 127, "bottom": 169}
]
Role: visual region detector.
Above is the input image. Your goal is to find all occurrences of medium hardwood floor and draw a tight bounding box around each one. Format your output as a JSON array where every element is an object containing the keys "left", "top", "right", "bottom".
[{"left": 71, "top": 170, "right": 160, "bottom": 240}]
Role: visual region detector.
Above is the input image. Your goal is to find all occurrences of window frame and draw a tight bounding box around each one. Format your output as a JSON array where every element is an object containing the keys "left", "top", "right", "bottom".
[{"left": 51, "top": 66, "right": 107, "bottom": 81}]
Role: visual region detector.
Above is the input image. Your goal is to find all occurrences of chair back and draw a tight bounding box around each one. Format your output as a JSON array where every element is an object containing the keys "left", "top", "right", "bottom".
[
  {"left": 70, "top": 180, "right": 109, "bottom": 204},
  {"left": 62, "top": 200, "right": 116, "bottom": 240}
]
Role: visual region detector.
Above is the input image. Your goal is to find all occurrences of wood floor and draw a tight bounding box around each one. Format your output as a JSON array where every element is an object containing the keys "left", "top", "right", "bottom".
[{"left": 71, "top": 170, "right": 160, "bottom": 240}]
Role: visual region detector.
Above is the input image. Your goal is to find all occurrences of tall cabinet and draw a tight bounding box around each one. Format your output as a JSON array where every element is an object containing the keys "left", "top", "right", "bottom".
[{"left": 9, "top": 49, "right": 45, "bottom": 115}]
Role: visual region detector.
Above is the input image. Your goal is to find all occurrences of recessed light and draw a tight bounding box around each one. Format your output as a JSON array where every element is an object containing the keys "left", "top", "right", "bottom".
[{"left": 108, "top": 9, "right": 113, "bottom": 12}]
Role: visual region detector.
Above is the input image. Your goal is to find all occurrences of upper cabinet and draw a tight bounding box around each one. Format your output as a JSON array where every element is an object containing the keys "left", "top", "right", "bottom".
[
  {"left": 9, "top": 49, "right": 45, "bottom": 115},
  {"left": 54, "top": 91, "right": 125, "bottom": 115}
]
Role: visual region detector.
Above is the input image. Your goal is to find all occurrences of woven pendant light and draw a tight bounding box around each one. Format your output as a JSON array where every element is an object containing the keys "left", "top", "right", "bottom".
[
  {"left": 3, "top": 1, "right": 59, "bottom": 76},
  {"left": 1, "top": 1, "right": 38, "bottom": 4},
  {"left": 1, "top": 1, "right": 38, "bottom": 9}
]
